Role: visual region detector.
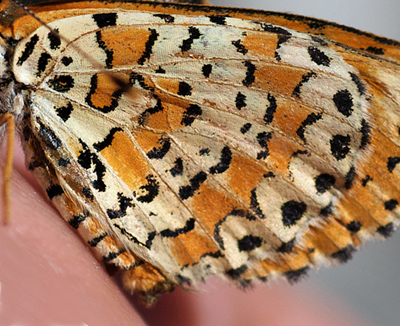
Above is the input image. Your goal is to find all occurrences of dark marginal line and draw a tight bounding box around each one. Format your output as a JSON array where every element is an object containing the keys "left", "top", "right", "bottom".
[
  {"left": 250, "top": 188, "right": 265, "bottom": 219},
  {"left": 138, "top": 28, "right": 159, "bottom": 65},
  {"left": 95, "top": 30, "right": 113, "bottom": 69},
  {"left": 85, "top": 74, "right": 123, "bottom": 113},
  {"left": 160, "top": 218, "right": 196, "bottom": 237},
  {"left": 296, "top": 112, "right": 323, "bottom": 143},
  {"left": 292, "top": 72, "right": 317, "bottom": 97},
  {"left": 139, "top": 98, "right": 163, "bottom": 125},
  {"left": 114, "top": 224, "right": 156, "bottom": 249},
  {"left": 92, "top": 127, "right": 123, "bottom": 151}
]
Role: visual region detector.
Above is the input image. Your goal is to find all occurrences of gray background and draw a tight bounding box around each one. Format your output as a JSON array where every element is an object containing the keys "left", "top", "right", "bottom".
[{"left": 211, "top": 1, "right": 400, "bottom": 325}]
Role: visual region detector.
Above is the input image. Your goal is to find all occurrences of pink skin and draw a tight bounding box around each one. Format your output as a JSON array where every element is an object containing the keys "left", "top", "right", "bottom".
[{"left": 0, "top": 140, "right": 371, "bottom": 326}]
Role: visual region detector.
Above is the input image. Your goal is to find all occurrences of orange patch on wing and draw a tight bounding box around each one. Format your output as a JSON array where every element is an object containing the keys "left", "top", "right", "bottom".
[
  {"left": 191, "top": 183, "right": 238, "bottom": 233},
  {"left": 87, "top": 73, "right": 125, "bottom": 109},
  {"left": 100, "top": 130, "right": 150, "bottom": 190},
  {"left": 227, "top": 155, "right": 265, "bottom": 204},
  {"left": 254, "top": 64, "right": 308, "bottom": 97},
  {"left": 170, "top": 229, "right": 219, "bottom": 266},
  {"left": 101, "top": 26, "right": 155, "bottom": 66},
  {"left": 242, "top": 31, "right": 278, "bottom": 58}
]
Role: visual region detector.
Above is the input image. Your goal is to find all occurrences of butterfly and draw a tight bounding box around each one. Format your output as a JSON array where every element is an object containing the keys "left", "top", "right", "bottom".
[{"left": 1, "top": 0, "right": 399, "bottom": 305}]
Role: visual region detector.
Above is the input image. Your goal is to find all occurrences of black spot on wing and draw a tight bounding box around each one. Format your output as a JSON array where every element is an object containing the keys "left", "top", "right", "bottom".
[
  {"left": 202, "top": 64, "right": 212, "bottom": 78},
  {"left": 331, "top": 245, "right": 355, "bottom": 263},
  {"left": 178, "top": 81, "right": 192, "bottom": 96},
  {"left": 153, "top": 13, "right": 175, "bottom": 23},
  {"left": 138, "top": 28, "right": 159, "bottom": 65},
  {"left": 235, "top": 92, "right": 246, "bottom": 110},
  {"left": 179, "top": 171, "right": 207, "bottom": 200},
  {"left": 276, "top": 238, "right": 295, "bottom": 253},
  {"left": 360, "top": 119, "right": 371, "bottom": 149},
  {"left": 58, "top": 158, "right": 70, "bottom": 167},
  {"left": 68, "top": 210, "right": 89, "bottom": 229},
  {"left": 46, "top": 184, "right": 64, "bottom": 199},
  {"left": 226, "top": 265, "right": 248, "bottom": 280},
  {"left": 296, "top": 112, "right": 322, "bottom": 143},
  {"left": 92, "top": 12, "right": 117, "bottom": 27},
  {"left": 93, "top": 127, "right": 123, "bottom": 151},
  {"left": 208, "top": 15, "right": 227, "bottom": 25},
  {"left": 147, "top": 137, "right": 171, "bottom": 159},
  {"left": 240, "top": 123, "right": 251, "bottom": 134},
  {"left": 160, "top": 218, "right": 195, "bottom": 237},
  {"left": 88, "top": 233, "right": 108, "bottom": 247},
  {"left": 333, "top": 89, "right": 353, "bottom": 117},
  {"left": 17, "top": 34, "right": 39, "bottom": 66},
  {"left": 263, "top": 94, "right": 277, "bottom": 124},
  {"left": 314, "top": 173, "right": 336, "bottom": 194},
  {"left": 284, "top": 267, "right": 309, "bottom": 284},
  {"left": 238, "top": 235, "right": 263, "bottom": 252},
  {"left": 48, "top": 75, "right": 74, "bottom": 93},
  {"left": 307, "top": 46, "right": 331, "bottom": 66},
  {"left": 377, "top": 223, "right": 395, "bottom": 238},
  {"left": 384, "top": 199, "right": 398, "bottom": 211},
  {"left": 346, "top": 221, "right": 362, "bottom": 233},
  {"left": 320, "top": 202, "right": 334, "bottom": 217},
  {"left": 55, "top": 102, "right": 73, "bottom": 122},
  {"left": 361, "top": 174, "right": 372, "bottom": 187},
  {"left": 232, "top": 39, "right": 248, "bottom": 54},
  {"left": 103, "top": 248, "right": 126, "bottom": 262},
  {"left": 61, "top": 56, "right": 73, "bottom": 66},
  {"left": 36, "top": 52, "right": 51, "bottom": 77},
  {"left": 242, "top": 61, "right": 256, "bottom": 86},
  {"left": 180, "top": 26, "right": 202, "bottom": 52},
  {"left": 155, "top": 66, "right": 165, "bottom": 74},
  {"left": 134, "top": 175, "right": 159, "bottom": 203},
  {"left": 209, "top": 146, "right": 232, "bottom": 175},
  {"left": 48, "top": 29, "right": 61, "bottom": 50},
  {"left": 107, "top": 193, "right": 134, "bottom": 219},
  {"left": 364, "top": 46, "right": 384, "bottom": 55},
  {"left": 256, "top": 132, "right": 271, "bottom": 159},
  {"left": 387, "top": 157, "right": 400, "bottom": 173},
  {"left": 82, "top": 187, "right": 93, "bottom": 200},
  {"left": 345, "top": 166, "right": 356, "bottom": 189},
  {"left": 281, "top": 200, "right": 307, "bottom": 227},
  {"left": 181, "top": 104, "right": 202, "bottom": 126},
  {"left": 330, "top": 134, "right": 351, "bottom": 161},
  {"left": 170, "top": 158, "right": 183, "bottom": 177}
]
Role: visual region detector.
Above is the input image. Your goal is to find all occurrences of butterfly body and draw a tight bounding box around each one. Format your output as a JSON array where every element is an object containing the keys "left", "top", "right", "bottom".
[{"left": 1, "top": 0, "right": 400, "bottom": 304}]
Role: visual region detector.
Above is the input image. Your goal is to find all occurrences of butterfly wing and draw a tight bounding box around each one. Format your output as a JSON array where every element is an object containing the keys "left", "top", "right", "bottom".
[{"left": 3, "top": 3, "right": 400, "bottom": 303}]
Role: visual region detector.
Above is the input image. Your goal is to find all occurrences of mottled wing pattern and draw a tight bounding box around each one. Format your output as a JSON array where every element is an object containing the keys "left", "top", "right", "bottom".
[{"left": 1, "top": 0, "right": 400, "bottom": 304}]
